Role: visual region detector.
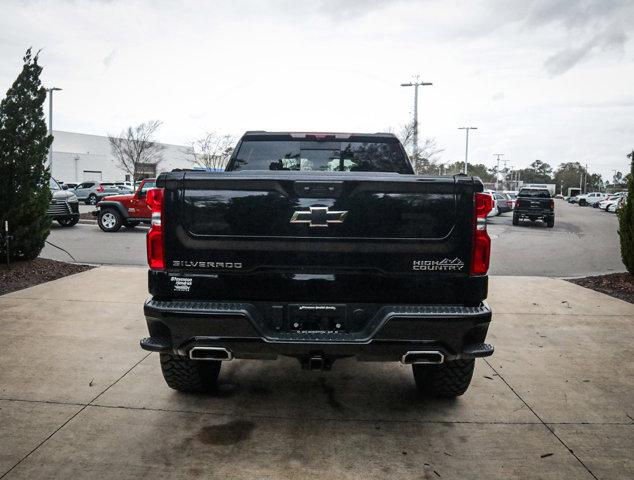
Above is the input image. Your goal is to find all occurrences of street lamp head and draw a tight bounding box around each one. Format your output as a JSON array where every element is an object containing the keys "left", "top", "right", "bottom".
[
  {"left": 46, "top": 87, "right": 62, "bottom": 92},
  {"left": 400, "top": 83, "right": 413, "bottom": 87}
]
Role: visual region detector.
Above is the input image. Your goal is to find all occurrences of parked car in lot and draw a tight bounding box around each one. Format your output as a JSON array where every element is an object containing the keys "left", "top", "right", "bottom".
[
  {"left": 577, "top": 192, "right": 607, "bottom": 206},
  {"left": 493, "top": 192, "right": 512, "bottom": 214},
  {"left": 95, "top": 178, "right": 156, "bottom": 232},
  {"left": 73, "top": 181, "right": 121, "bottom": 205},
  {"left": 598, "top": 193, "right": 625, "bottom": 211},
  {"left": 503, "top": 191, "right": 518, "bottom": 209},
  {"left": 61, "top": 182, "right": 79, "bottom": 190},
  {"left": 608, "top": 194, "right": 628, "bottom": 213},
  {"left": 115, "top": 181, "right": 134, "bottom": 189},
  {"left": 513, "top": 187, "right": 554, "bottom": 227},
  {"left": 47, "top": 178, "right": 79, "bottom": 227}
]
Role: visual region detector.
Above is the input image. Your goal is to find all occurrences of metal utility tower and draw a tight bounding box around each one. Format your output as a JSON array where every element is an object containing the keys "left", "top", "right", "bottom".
[
  {"left": 45, "top": 87, "right": 62, "bottom": 175},
  {"left": 458, "top": 127, "right": 477, "bottom": 174},
  {"left": 493, "top": 153, "right": 504, "bottom": 190},
  {"left": 401, "top": 76, "right": 432, "bottom": 160}
]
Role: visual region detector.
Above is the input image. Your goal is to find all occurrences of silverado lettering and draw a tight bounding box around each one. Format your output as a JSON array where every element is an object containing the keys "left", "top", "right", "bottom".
[{"left": 172, "top": 260, "right": 243, "bottom": 269}]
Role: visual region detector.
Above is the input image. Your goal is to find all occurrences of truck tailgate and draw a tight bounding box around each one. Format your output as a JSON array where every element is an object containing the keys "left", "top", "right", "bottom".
[{"left": 159, "top": 171, "right": 481, "bottom": 276}]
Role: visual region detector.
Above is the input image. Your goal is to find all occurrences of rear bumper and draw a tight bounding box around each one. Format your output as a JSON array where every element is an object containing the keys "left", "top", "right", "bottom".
[
  {"left": 141, "top": 298, "right": 493, "bottom": 363},
  {"left": 514, "top": 208, "right": 553, "bottom": 218}
]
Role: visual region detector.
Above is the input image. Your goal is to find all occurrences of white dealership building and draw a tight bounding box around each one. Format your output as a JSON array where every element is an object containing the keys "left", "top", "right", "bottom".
[{"left": 49, "top": 130, "right": 193, "bottom": 184}]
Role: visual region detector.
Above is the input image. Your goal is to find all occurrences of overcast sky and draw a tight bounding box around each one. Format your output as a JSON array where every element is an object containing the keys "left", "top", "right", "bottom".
[{"left": 1, "top": 0, "right": 633, "bottom": 179}]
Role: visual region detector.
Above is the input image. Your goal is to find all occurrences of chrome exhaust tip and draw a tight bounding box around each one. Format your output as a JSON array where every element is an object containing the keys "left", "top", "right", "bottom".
[
  {"left": 189, "top": 346, "right": 233, "bottom": 361},
  {"left": 401, "top": 351, "right": 444, "bottom": 365}
]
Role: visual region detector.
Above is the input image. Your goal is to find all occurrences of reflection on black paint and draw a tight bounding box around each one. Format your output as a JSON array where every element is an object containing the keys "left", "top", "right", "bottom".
[{"left": 183, "top": 189, "right": 454, "bottom": 239}]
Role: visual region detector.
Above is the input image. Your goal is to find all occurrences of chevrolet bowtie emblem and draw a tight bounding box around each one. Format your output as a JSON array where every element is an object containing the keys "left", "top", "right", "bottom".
[{"left": 290, "top": 206, "right": 348, "bottom": 228}]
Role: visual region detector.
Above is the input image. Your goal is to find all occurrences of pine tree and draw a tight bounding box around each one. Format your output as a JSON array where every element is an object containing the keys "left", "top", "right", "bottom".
[
  {"left": 0, "top": 49, "right": 53, "bottom": 261},
  {"left": 618, "top": 151, "right": 634, "bottom": 274}
]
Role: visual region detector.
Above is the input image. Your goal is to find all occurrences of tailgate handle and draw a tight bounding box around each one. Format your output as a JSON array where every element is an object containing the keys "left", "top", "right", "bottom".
[{"left": 294, "top": 181, "right": 343, "bottom": 198}]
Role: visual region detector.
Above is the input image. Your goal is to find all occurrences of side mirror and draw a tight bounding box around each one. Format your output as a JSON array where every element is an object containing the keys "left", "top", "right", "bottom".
[{"left": 62, "top": 184, "right": 68, "bottom": 190}]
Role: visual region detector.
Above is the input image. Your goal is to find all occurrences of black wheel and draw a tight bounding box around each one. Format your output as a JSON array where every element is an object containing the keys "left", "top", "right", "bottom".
[
  {"left": 57, "top": 217, "right": 79, "bottom": 227},
  {"left": 98, "top": 208, "right": 123, "bottom": 232},
  {"left": 512, "top": 213, "right": 519, "bottom": 226},
  {"left": 546, "top": 216, "right": 555, "bottom": 228},
  {"left": 579, "top": 199, "right": 586, "bottom": 206},
  {"left": 160, "top": 353, "right": 221, "bottom": 393},
  {"left": 124, "top": 220, "right": 140, "bottom": 228},
  {"left": 87, "top": 194, "right": 98, "bottom": 205},
  {"left": 412, "top": 359, "right": 475, "bottom": 398}
]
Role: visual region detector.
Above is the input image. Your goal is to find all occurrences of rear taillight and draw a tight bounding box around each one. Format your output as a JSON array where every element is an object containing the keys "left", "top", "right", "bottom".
[
  {"left": 471, "top": 192, "right": 493, "bottom": 275},
  {"left": 96, "top": 185, "right": 104, "bottom": 192},
  {"left": 146, "top": 188, "right": 165, "bottom": 270},
  {"left": 549, "top": 199, "right": 554, "bottom": 209}
]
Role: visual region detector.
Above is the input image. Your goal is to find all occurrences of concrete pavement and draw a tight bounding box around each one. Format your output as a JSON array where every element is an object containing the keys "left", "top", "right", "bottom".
[{"left": 0, "top": 267, "right": 632, "bottom": 479}]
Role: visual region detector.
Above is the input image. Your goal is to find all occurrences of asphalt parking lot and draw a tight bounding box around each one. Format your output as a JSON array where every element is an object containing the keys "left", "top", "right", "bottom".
[
  {"left": 41, "top": 200, "right": 625, "bottom": 277},
  {"left": 0, "top": 267, "right": 632, "bottom": 479}
]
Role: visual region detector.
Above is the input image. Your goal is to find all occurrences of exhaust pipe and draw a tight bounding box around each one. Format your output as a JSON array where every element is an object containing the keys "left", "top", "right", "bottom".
[
  {"left": 189, "top": 346, "right": 233, "bottom": 361},
  {"left": 401, "top": 351, "right": 444, "bottom": 365}
]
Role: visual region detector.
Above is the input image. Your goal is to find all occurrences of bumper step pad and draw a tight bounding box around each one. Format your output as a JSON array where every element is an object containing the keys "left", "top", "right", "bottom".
[{"left": 140, "top": 336, "right": 172, "bottom": 352}]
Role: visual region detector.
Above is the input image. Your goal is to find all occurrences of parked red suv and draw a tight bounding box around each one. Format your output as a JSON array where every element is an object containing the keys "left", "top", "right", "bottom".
[{"left": 95, "top": 178, "right": 156, "bottom": 232}]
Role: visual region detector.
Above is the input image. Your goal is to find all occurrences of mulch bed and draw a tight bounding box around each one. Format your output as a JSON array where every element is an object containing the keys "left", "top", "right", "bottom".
[
  {"left": 0, "top": 258, "right": 94, "bottom": 296},
  {"left": 567, "top": 272, "right": 634, "bottom": 304}
]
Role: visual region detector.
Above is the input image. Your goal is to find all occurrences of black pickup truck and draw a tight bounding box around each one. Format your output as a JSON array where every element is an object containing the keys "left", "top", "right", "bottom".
[
  {"left": 140, "top": 132, "right": 494, "bottom": 398},
  {"left": 512, "top": 187, "right": 555, "bottom": 227}
]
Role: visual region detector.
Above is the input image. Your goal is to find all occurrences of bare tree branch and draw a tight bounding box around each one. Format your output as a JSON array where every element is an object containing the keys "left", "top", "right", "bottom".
[
  {"left": 396, "top": 122, "right": 444, "bottom": 174},
  {"left": 184, "top": 132, "right": 235, "bottom": 171},
  {"left": 108, "top": 120, "right": 165, "bottom": 181}
]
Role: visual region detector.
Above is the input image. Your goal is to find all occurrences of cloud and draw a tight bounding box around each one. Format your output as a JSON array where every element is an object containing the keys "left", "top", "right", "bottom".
[
  {"left": 491, "top": 91, "right": 505, "bottom": 102},
  {"left": 519, "top": 0, "right": 633, "bottom": 75},
  {"left": 102, "top": 49, "right": 116, "bottom": 69},
  {"left": 543, "top": 23, "right": 627, "bottom": 76}
]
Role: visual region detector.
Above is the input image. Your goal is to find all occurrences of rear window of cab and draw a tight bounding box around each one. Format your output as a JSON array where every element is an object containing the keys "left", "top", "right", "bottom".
[{"left": 519, "top": 189, "right": 550, "bottom": 198}]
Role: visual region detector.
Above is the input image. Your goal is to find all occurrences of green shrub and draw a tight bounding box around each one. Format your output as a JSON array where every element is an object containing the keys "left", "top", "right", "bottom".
[
  {"left": 0, "top": 49, "right": 52, "bottom": 261},
  {"left": 618, "top": 152, "right": 634, "bottom": 274}
]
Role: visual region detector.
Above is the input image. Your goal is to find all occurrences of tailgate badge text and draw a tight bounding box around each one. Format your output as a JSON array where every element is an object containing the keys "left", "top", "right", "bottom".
[{"left": 412, "top": 258, "right": 465, "bottom": 271}]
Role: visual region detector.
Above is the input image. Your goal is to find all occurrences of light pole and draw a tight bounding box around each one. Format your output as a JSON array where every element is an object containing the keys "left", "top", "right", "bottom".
[
  {"left": 401, "top": 76, "right": 432, "bottom": 160},
  {"left": 458, "top": 127, "right": 477, "bottom": 174},
  {"left": 45, "top": 87, "right": 62, "bottom": 176},
  {"left": 493, "top": 153, "right": 504, "bottom": 190}
]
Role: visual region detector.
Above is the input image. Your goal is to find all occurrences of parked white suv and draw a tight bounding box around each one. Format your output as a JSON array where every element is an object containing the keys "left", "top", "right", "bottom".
[{"left": 577, "top": 192, "right": 607, "bottom": 206}]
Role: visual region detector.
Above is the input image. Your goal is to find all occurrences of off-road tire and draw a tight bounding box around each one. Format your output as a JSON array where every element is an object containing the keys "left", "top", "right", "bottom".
[
  {"left": 87, "top": 194, "right": 98, "bottom": 205},
  {"left": 98, "top": 208, "right": 123, "bottom": 232},
  {"left": 160, "top": 353, "right": 221, "bottom": 393},
  {"left": 512, "top": 213, "right": 519, "bottom": 226},
  {"left": 57, "top": 217, "right": 79, "bottom": 227},
  {"left": 546, "top": 216, "right": 555, "bottom": 228},
  {"left": 412, "top": 359, "right": 475, "bottom": 398}
]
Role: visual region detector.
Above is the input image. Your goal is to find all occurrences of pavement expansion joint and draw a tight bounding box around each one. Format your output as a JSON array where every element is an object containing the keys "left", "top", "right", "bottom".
[
  {"left": 0, "top": 353, "right": 150, "bottom": 480},
  {"left": 484, "top": 358, "right": 599, "bottom": 480}
]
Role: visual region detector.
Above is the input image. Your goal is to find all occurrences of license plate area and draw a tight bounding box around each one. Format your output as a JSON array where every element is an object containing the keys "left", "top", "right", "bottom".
[{"left": 288, "top": 304, "right": 347, "bottom": 333}]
